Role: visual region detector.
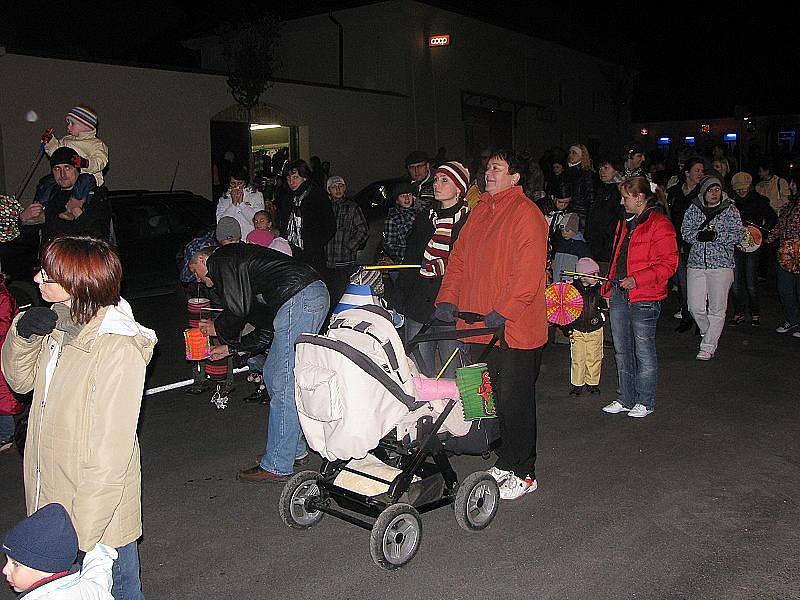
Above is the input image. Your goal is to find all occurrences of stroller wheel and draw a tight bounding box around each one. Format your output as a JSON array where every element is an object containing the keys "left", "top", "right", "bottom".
[
  {"left": 279, "top": 471, "right": 324, "bottom": 529},
  {"left": 454, "top": 472, "right": 499, "bottom": 532},
  {"left": 370, "top": 503, "right": 422, "bottom": 570}
]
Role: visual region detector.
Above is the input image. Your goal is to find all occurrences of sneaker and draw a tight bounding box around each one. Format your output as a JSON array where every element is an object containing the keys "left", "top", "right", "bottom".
[
  {"left": 696, "top": 350, "right": 714, "bottom": 361},
  {"left": 750, "top": 316, "right": 760, "bottom": 328},
  {"left": 793, "top": 331, "right": 800, "bottom": 339},
  {"left": 487, "top": 466, "right": 512, "bottom": 484},
  {"left": 0, "top": 439, "right": 13, "bottom": 454},
  {"left": 728, "top": 314, "right": 744, "bottom": 326},
  {"left": 569, "top": 384, "right": 583, "bottom": 396},
  {"left": 602, "top": 400, "right": 630, "bottom": 414},
  {"left": 628, "top": 404, "right": 654, "bottom": 418},
  {"left": 673, "top": 309, "right": 683, "bottom": 320},
  {"left": 776, "top": 322, "right": 798, "bottom": 334},
  {"left": 499, "top": 474, "right": 537, "bottom": 500}
]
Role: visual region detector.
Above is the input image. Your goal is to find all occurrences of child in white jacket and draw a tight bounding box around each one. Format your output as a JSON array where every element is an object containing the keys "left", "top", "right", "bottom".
[{"left": 2, "top": 503, "right": 115, "bottom": 599}]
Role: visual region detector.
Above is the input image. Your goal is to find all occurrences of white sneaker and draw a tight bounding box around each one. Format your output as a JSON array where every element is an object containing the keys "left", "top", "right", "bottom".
[
  {"left": 673, "top": 310, "right": 683, "bottom": 320},
  {"left": 793, "top": 331, "right": 800, "bottom": 339},
  {"left": 696, "top": 350, "right": 714, "bottom": 361},
  {"left": 602, "top": 400, "right": 630, "bottom": 414},
  {"left": 627, "top": 404, "right": 654, "bottom": 418},
  {"left": 776, "top": 322, "right": 797, "bottom": 334},
  {"left": 499, "top": 474, "right": 537, "bottom": 500},
  {"left": 487, "top": 466, "right": 512, "bottom": 484}
]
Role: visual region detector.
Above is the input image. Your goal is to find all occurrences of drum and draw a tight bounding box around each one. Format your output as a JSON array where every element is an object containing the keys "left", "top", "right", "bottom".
[
  {"left": 455, "top": 363, "right": 497, "bottom": 420},
  {"left": 738, "top": 225, "right": 763, "bottom": 253},
  {"left": 184, "top": 328, "right": 210, "bottom": 361},
  {"left": 187, "top": 297, "right": 211, "bottom": 328}
]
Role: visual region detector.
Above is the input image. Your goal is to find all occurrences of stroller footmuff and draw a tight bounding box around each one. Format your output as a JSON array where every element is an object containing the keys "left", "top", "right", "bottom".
[{"left": 281, "top": 305, "right": 501, "bottom": 569}]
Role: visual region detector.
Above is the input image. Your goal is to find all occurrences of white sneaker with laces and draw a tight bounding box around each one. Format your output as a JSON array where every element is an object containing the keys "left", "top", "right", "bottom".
[
  {"left": 602, "top": 400, "right": 630, "bottom": 414},
  {"left": 793, "top": 331, "right": 800, "bottom": 339},
  {"left": 499, "top": 474, "right": 537, "bottom": 500},
  {"left": 487, "top": 466, "right": 512, "bottom": 484},
  {"left": 628, "top": 403, "right": 654, "bottom": 418},
  {"left": 776, "top": 322, "right": 796, "bottom": 334}
]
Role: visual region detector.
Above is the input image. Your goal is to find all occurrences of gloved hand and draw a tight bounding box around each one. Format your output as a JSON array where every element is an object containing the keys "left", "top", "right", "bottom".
[
  {"left": 432, "top": 302, "right": 458, "bottom": 323},
  {"left": 16, "top": 307, "right": 58, "bottom": 340},
  {"left": 71, "top": 155, "right": 89, "bottom": 170},
  {"left": 697, "top": 229, "right": 717, "bottom": 242},
  {"left": 40, "top": 128, "right": 54, "bottom": 145},
  {"left": 484, "top": 311, "right": 506, "bottom": 329}
]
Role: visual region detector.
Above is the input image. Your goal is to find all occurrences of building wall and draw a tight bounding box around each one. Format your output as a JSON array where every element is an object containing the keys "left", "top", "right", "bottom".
[{"left": 0, "top": 53, "right": 406, "bottom": 202}]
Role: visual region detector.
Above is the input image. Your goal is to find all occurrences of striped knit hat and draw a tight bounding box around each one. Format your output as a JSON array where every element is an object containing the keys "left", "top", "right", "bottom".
[
  {"left": 435, "top": 161, "right": 470, "bottom": 196},
  {"left": 66, "top": 105, "right": 98, "bottom": 130}
]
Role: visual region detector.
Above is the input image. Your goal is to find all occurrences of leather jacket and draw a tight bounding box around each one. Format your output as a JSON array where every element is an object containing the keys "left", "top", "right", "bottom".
[{"left": 206, "top": 243, "right": 321, "bottom": 350}]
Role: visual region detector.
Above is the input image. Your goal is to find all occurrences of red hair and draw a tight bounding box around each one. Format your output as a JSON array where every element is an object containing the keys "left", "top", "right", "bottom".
[{"left": 41, "top": 236, "right": 121, "bottom": 324}]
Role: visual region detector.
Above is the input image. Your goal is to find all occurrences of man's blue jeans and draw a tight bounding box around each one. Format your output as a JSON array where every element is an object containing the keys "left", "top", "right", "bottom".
[
  {"left": 0, "top": 415, "right": 14, "bottom": 442},
  {"left": 260, "top": 281, "right": 329, "bottom": 476},
  {"left": 776, "top": 264, "right": 800, "bottom": 326},
  {"left": 111, "top": 540, "right": 144, "bottom": 600},
  {"left": 609, "top": 287, "right": 661, "bottom": 410}
]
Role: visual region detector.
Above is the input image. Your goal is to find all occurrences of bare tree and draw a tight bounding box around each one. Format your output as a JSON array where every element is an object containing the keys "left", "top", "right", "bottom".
[{"left": 219, "top": 13, "right": 282, "bottom": 174}]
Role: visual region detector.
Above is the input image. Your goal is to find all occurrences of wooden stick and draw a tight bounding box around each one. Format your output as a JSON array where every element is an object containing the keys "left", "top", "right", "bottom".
[
  {"left": 362, "top": 264, "right": 421, "bottom": 270},
  {"left": 435, "top": 347, "right": 460, "bottom": 380},
  {"left": 561, "top": 271, "right": 611, "bottom": 282}
]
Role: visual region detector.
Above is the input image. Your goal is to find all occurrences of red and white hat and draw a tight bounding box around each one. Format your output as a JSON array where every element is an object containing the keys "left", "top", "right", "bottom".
[{"left": 435, "top": 161, "right": 470, "bottom": 196}]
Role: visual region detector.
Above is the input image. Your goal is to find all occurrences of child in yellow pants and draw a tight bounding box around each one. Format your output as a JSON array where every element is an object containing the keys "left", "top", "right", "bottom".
[{"left": 567, "top": 258, "right": 606, "bottom": 395}]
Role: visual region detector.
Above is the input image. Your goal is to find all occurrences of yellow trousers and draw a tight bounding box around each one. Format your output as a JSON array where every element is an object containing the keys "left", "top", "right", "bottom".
[{"left": 570, "top": 328, "right": 604, "bottom": 386}]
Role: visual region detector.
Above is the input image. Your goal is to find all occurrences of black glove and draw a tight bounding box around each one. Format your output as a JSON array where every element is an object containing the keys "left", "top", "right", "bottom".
[
  {"left": 432, "top": 302, "right": 458, "bottom": 323},
  {"left": 16, "top": 307, "right": 58, "bottom": 339},
  {"left": 696, "top": 229, "right": 717, "bottom": 242},
  {"left": 484, "top": 311, "right": 506, "bottom": 329}
]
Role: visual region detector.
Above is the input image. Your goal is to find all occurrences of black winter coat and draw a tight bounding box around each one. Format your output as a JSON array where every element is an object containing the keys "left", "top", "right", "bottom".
[
  {"left": 42, "top": 185, "right": 111, "bottom": 244},
  {"left": 587, "top": 181, "right": 623, "bottom": 262},
  {"left": 734, "top": 191, "right": 778, "bottom": 231},
  {"left": 206, "top": 243, "right": 321, "bottom": 351},
  {"left": 278, "top": 181, "right": 336, "bottom": 272},
  {"left": 564, "top": 165, "right": 595, "bottom": 225}
]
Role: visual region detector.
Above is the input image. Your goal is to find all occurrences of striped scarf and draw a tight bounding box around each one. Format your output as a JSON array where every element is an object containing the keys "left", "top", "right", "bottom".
[{"left": 420, "top": 201, "right": 469, "bottom": 278}]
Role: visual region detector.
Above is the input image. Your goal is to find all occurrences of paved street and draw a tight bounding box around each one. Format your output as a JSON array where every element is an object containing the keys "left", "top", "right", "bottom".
[{"left": 1, "top": 286, "right": 798, "bottom": 599}]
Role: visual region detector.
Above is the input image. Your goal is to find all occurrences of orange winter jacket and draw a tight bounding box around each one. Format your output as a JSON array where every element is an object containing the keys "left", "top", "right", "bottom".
[{"left": 436, "top": 186, "right": 549, "bottom": 349}]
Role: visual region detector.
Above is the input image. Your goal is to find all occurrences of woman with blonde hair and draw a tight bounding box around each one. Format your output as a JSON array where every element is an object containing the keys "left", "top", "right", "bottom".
[{"left": 565, "top": 143, "right": 595, "bottom": 229}]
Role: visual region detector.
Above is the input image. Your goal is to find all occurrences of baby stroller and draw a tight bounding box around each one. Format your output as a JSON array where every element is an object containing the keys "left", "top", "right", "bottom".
[{"left": 279, "top": 304, "right": 501, "bottom": 569}]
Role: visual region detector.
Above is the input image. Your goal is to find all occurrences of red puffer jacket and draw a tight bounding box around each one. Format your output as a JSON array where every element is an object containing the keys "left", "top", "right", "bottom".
[
  {"left": 0, "top": 283, "right": 22, "bottom": 416},
  {"left": 602, "top": 208, "right": 678, "bottom": 302}
]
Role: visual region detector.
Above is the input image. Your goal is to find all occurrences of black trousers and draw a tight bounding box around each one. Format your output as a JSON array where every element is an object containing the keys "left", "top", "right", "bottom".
[{"left": 474, "top": 343, "right": 544, "bottom": 479}]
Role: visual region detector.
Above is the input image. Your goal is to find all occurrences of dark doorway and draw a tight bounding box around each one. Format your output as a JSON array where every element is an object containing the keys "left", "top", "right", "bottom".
[
  {"left": 210, "top": 121, "right": 250, "bottom": 201},
  {"left": 463, "top": 106, "right": 513, "bottom": 164}
]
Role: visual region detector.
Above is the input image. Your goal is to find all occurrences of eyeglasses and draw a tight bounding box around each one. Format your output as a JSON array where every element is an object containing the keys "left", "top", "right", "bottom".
[{"left": 38, "top": 269, "right": 58, "bottom": 284}]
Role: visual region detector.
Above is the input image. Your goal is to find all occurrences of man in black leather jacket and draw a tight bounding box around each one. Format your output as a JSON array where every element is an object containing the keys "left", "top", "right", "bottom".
[{"left": 189, "top": 243, "right": 329, "bottom": 483}]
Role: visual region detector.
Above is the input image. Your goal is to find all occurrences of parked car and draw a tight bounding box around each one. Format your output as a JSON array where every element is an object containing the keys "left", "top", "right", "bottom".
[{"left": 0, "top": 189, "right": 215, "bottom": 304}]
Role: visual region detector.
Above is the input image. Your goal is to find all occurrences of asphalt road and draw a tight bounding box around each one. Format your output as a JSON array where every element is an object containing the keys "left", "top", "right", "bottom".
[{"left": 1, "top": 283, "right": 798, "bottom": 599}]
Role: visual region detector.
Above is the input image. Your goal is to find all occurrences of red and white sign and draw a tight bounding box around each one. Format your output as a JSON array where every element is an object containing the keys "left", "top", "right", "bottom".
[{"left": 428, "top": 34, "right": 451, "bottom": 47}]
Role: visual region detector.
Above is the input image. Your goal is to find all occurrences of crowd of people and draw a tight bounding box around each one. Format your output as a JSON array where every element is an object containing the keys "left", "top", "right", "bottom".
[{"left": 1, "top": 100, "right": 799, "bottom": 597}]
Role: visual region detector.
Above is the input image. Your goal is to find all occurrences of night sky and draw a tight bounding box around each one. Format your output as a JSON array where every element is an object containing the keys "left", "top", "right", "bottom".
[{"left": 3, "top": 1, "right": 797, "bottom": 121}]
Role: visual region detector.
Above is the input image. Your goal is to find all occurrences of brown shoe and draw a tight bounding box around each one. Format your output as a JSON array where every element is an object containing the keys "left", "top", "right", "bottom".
[{"left": 237, "top": 465, "right": 290, "bottom": 483}]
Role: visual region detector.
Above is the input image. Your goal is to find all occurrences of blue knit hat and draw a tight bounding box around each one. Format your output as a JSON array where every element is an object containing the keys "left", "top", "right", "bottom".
[{"left": 2, "top": 504, "right": 78, "bottom": 573}]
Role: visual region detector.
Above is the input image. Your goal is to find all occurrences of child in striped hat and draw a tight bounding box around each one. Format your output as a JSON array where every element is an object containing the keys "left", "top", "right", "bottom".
[{"left": 41, "top": 105, "right": 109, "bottom": 205}]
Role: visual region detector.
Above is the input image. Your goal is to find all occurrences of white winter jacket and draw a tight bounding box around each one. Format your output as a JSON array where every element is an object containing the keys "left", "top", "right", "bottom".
[
  {"left": 19, "top": 543, "right": 116, "bottom": 599},
  {"left": 216, "top": 188, "right": 265, "bottom": 239}
]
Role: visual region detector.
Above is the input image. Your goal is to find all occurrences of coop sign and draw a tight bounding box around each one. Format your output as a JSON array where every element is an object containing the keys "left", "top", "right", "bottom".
[{"left": 428, "top": 34, "right": 451, "bottom": 47}]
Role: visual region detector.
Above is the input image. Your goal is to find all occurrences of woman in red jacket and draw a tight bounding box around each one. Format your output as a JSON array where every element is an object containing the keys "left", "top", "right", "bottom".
[
  {"left": 434, "top": 149, "right": 549, "bottom": 501},
  {"left": 602, "top": 176, "right": 678, "bottom": 418}
]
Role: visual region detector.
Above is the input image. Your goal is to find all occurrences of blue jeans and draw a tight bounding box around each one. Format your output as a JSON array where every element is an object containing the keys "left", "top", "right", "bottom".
[
  {"left": 776, "top": 264, "right": 800, "bottom": 326},
  {"left": 0, "top": 415, "right": 14, "bottom": 442},
  {"left": 609, "top": 288, "right": 661, "bottom": 410},
  {"left": 402, "top": 318, "right": 459, "bottom": 378},
  {"left": 732, "top": 249, "right": 761, "bottom": 316},
  {"left": 111, "top": 541, "right": 144, "bottom": 600},
  {"left": 260, "top": 280, "right": 329, "bottom": 475}
]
